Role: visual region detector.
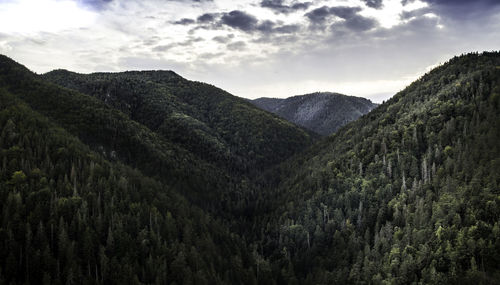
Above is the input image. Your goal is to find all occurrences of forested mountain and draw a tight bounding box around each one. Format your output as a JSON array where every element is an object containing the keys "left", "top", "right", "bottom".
[
  {"left": 1, "top": 52, "right": 500, "bottom": 285},
  {"left": 251, "top": 92, "right": 377, "bottom": 135},
  {"left": 0, "top": 64, "right": 258, "bottom": 284},
  {"left": 41, "top": 69, "right": 314, "bottom": 175},
  {"left": 251, "top": 52, "right": 500, "bottom": 284}
]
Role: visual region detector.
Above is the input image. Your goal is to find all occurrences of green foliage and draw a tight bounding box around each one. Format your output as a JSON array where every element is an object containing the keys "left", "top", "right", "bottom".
[
  {"left": 0, "top": 88, "right": 256, "bottom": 284},
  {"left": 1, "top": 51, "right": 500, "bottom": 284},
  {"left": 249, "top": 52, "right": 500, "bottom": 284},
  {"left": 41, "top": 69, "right": 314, "bottom": 175}
]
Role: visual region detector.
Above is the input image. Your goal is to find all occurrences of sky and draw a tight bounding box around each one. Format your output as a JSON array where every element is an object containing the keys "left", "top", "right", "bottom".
[{"left": 0, "top": 0, "right": 499, "bottom": 102}]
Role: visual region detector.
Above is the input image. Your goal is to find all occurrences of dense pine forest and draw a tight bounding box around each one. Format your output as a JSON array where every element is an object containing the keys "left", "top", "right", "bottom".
[
  {"left": 1, "top": 52, "right": 499, "bottom": 284},
  {"left": 253, "top": 52, "right": 500, "bottom": 284}
]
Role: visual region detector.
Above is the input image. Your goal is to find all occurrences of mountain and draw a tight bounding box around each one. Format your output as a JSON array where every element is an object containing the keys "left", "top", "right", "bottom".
[
  {"left": 41, "top": 69, "right": 315, "bottom": 176},
  {"left": 251, "top": 92, "right": 377, "bottom": 135},
  {"left": 0, "top": 54, "right": 312, "bottom": 284},
  {"left": 0, "top": 56, "right": 258, "bottom": 284},
  {"left": 250, "top": 52, "right": 500, "bottom": 284},
  {"left": 1, "top": 52, "right": 500, "bottom": 285}
]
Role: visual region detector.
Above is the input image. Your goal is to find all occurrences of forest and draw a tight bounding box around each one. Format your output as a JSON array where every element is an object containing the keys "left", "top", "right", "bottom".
[{"left": 0, "top": 52, "right": 499, "bottom": 284}]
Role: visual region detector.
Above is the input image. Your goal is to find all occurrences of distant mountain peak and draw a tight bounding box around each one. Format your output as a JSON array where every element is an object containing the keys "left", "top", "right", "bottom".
[{"left": 251, "top": 92, "right": 377, "bottom": 136}]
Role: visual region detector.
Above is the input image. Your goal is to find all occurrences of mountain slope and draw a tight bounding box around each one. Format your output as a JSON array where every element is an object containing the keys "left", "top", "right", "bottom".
[
  {"left": 251, "top": 52, "right": 500, "bottom": 284},
  {"left": 0, "top": 55, "right": 236, "bottom": 207},
  {"left": 2, "top": 52, "right": 500, "bottom": 285},
  {"left": 0, "top": 87, "right": 258, "bottom": 284},
  {"left": 251, "top": 92, "right": 377, "bottom": 135},
  {"left": 41, "top": 69, "right": 315, "bottom": 175},
  {"left": 0, "top": 54, "right": 312, "bottom": 284}
]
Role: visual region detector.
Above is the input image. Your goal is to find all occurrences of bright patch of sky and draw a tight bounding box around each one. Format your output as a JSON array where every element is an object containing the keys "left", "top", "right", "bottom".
[{"left": 0, "top": 0, "right": 97, "bottom": 34}]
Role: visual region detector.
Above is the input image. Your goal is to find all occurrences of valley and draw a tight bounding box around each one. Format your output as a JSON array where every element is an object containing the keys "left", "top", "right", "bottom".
[{"left": 0, "top": 52, "right": 499, "bottom": 284}]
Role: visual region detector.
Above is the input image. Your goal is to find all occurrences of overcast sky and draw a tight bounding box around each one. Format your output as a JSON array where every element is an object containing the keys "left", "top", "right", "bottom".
[{"left": 0, "top": 0, "right": 499, "bottom": 102}]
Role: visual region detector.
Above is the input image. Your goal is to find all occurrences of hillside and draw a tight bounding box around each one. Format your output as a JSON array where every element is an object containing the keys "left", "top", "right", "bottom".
[
  {"left": 251, "top": 92, "right": 377, "bottom": 135},
  {"left": 250, "top": 52, "right": 500, "bottom": 284},
  {"left": 1, "top": 52, "right": 500, "bottom": 285},
  {"left": 0, "top": 80, "right": 258, "bottom": 284},
  {"left": 41, "top": 69, "right": 314, "bottom": 175}
]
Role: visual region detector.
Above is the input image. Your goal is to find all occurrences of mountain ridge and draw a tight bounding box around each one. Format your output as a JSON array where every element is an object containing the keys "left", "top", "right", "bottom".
[
  {"left": 251, "top": 92, "right": 378, "bottom": 135},
  {"left": 250, "top": 51, "right": 500, "bottom": 284},
  {"left": 1, "top": 52, "right": 499, "bottom": 284},
  {"left": 42, "top": 67, "right": 315, "bottom": 175}
]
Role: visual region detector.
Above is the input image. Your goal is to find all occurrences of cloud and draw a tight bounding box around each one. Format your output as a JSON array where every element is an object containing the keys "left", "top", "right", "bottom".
[
  {"left": 216, "top": 11, "right": 301, "bottom": 35},
  {"left": 221, "top": 10, "right": 258, "bottom": 32},
  {"left": 274, "top": 24, "right": 300, "bottom": 34},
  {"left": 291, "top": 2, "right": 311, "bottom": 10},
  {"left": 174, "top": 18, "right": 195, "bottom": 25},
  {"left": 329, "top": 7, "right": 362, "bottom": 19},
  {"left": 305, "top": 6, "right": 331, "bottom": 24},
  {"left": 197, "top": 13, "right": 218, "bottom": 23},
  {"left": 152, "top": 44, "right": 175, "bottom": 52},
  {"left": 2, "top": 0, "right": 499, "bottom": 103},
  {"left": 343, "top": 15, "right": 377, "bottom": 31},
  {"left": 178, "top": 37, "right": 204, "bottom": 46},
  {"left": 400, "top": 7, "right": 432, "bottom": 20},
  {"left": 260, "top": 0, "right": 311, "bottom": 14},
  {"left": 256, "top": 20, "right": 275, "bottom": 33},
  {"left": 410, "top": 0, "right": 500, "bottom": 20},
  {"left": 77, "top": 0, "right": 113, "bottom": 11},
  {"left": 212, "top": 35, "right": 233, "bottom": 43},
  {"left": 227, "top": 41, "right": 246, "bottom": 51},
  {"left": 305, "top": 6, "right": 376, "bottom": 31},
  {"left": 198, "top": 52, "right": 225, "bottom": 61},
  {"left": 422, "top": 0, "right": 497, "bottom": 5},
  {"left": 361, "top": 0, "right": 383, "bottom": 9}
]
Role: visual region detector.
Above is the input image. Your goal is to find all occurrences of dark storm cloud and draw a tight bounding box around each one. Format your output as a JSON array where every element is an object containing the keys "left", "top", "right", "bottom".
[
  {"left": 329, "top": 7, "right": 362, "bottom": 19},
  {"left": 305, "top": 6, "right": 376, "bottom": 31},
  {"left": 305, "top": 6, "right": 331, "bottom": 24},
  {"left": 260, "top": 0, "right": 311, "bottom": 14},
  {"left": 260, "top": 0, "right": 288, "bottom": 13},
  {"left": 221, "top": 10, "right": 258, "bottom": 32},
  {"left": 174, "top": 18, "right": 195, "bottom": 25},
  {"left": 197, "top": 13, "right": 218, "bottom": 23},
  {"left": 218, "top": 11, "right": 300, "bottom": 35},
  {"left": 256, "top": 20, "right": 275, "bottom": 33},
  {"left": 291, "top": 2, "right": 311, "bottom": 10},
  {"left": 361, "top": 0, "right": 383, "bottom": 9},
  {"left": 254, "top": 21, "right": 299, "bottom": 34},
  {"left": 257, "top": 22, "right": 301, "bottom": 35},
  {"left": 343, "top": 15, "right": 377, "bottom": 31}
]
